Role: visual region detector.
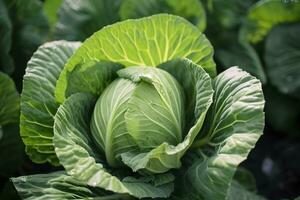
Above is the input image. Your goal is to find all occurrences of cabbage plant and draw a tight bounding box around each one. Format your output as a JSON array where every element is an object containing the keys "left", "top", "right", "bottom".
[{"left": 12, "top": 14, "right": 265, "bottom": 200}]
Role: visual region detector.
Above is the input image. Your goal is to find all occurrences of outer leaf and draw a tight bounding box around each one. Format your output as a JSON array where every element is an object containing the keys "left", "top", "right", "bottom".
[
  {"left": 265, "top": 23, "right": 300, "bottom": 99},
  {"left": 120, "top": 0, "right": 206, "bottom": 31},
  {"left": 120, "top": 60, "right": 213, "bottom": 174},
  {"left": 185, "top": 67, "right": 264, "bottom": 200},
  {"left": 207, "top": 0, "right": 255, "bottom": 29},
  {"left": 0, "top": 72, "right": 19, "bottom": 125},
  {"left": 204, "top": 0, "right": 266, "bottom": 84},
  {"left": 20, "top": 41, "right": 81, "bottom": 165},
  {"left": 242, "top": 0, "right": 300, "bottom": 43},
  {"left": 90, "top": 79, "right": 137, "bottom": 167},
  {"left": 216, "top": 40, "right": 266, "bottom": 84},
  {"left": 54, "top": 93, "right": 174, "bottom": 199},
  {"left": 0, "top": 0, "right": 13, "bottom": 73},
  {"left": 55, "top": 0, "right": 121, "bottom": 41},
  {"left": 0, "top": 73, "right": 20, "bottom": 175},
  {"left": 55, "top": 14, "right": 216, "bottom": 103},
  {"left": 11, "top": 171, "right": 132, "bottom": 200}
]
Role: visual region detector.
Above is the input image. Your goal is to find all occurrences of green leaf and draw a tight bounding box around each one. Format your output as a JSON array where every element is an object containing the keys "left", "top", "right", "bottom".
[
  {"left": 55, "top": 14, "right": 216, "bottom": 103},
  {"left": 54, "top": 93, "right": 174, "bottom": 198},
  {"left": 228, "top": 180, "right": 266, "bottom": 200},
  {"left": 90, "top": 79, "right": 137, "bottom": 167},
  {"left": 54, "top": 0, "right": 121, "bottom": 41},
  {"left": 11, "top": 0, "right": 50, "bottom": 55},
  {"left": 120, "top": 0, "right": 206, "bottom": 31},
  {"left": 204, "top": 0, "right": 266, "bottom": 84},
  {"left": 20, "top": 41, "right": 81, "bottom": 166},
  {"left": 120, "top": 60, "right": 213, "bottom": 174},
  {"left": 0, "top": 0, "right": 14, "bottom": 74},
  {"left": 207, "top": 0, "right": 255, "bottom": 29},
  {"left": 242, "top": 0, "right": 300, "bottom": 43},
  {"left": 185, "top": 67, "right": 264, "bottom": 200},
  {"left": 65, "top": 61, "right": 123, "bottom": 99},
  {"left": 265, "top": 23, "right": 300, "bottom": 99},
  {"left": 0, "top": 72, "right": 19, "bottom": 125},
  {"left": 216, "top": 40, "right": 266, "bottom": 84},
  {"left": 12, "top": 171, "right": 132, "bottom": 200},
  {"left": 44, "top": 0, "right": 62, "bottom": 31}
]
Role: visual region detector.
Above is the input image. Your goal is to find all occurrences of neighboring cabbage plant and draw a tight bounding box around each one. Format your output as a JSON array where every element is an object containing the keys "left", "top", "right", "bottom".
[{"left": 12, "top": 14, "right": 265, "bottom": 200}]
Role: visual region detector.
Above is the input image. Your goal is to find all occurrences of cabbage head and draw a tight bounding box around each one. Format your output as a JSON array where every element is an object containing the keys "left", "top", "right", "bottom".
[{"left": 12, "top": 14, "right": 265, "bottom": 200}]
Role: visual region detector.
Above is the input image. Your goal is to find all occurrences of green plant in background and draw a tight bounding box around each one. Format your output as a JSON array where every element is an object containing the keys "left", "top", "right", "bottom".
[
  {"left": 12, "top": 14, "right": 265, "bottom": 200},
  {"left": 204, "top": 0, "right": 300, "bottom": 137},
  {"left": 0, "top": 0, "right": 14, "bottom": 74},
  {"left": 0, "top": 72, "right": 23, "bottom": 184},
  {"left": 53, "top": 0, "right": 206, "bottom": 41},
  {"left": 0, "top": 0, "right": 49, "bottom": 90},
  {"left": 242, "top": 0, "right": 300, "bottom": 137}
]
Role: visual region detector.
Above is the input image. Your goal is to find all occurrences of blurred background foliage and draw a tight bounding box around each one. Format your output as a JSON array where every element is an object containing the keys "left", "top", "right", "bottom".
[{"left": 0, "top": 0, "right": 299, "bottom": 199}]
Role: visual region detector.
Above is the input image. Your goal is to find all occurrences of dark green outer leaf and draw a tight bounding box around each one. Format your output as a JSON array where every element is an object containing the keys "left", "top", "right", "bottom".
[
  {"left": 265, "top": 23, "right": 300, "bottom": 99},
  {"left": 55, "top": 0, "right": 121, "bottom": 41},
  {"left": 242, "top": 0, "right": 300, "bottom": 43},
  {"left": 0, "top": 72, "right": 19, "bottom": 125},
  {"left": 20, "top": 41, "right": 81, "bottom": 165},
  {"left": 216, "top": 40, "right": 266, "bottom": 84},
  {"left": 120, "top": 0, "right": 206, "bottom": 31}
]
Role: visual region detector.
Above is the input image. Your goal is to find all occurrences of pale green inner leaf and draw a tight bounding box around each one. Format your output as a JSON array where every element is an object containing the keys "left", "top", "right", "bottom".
[
  {"left": 90, "top": 79, "right": 137, "bottom": 167},
  {"left": 118, "top": 67, "right": 185, "bottom": 151}
]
